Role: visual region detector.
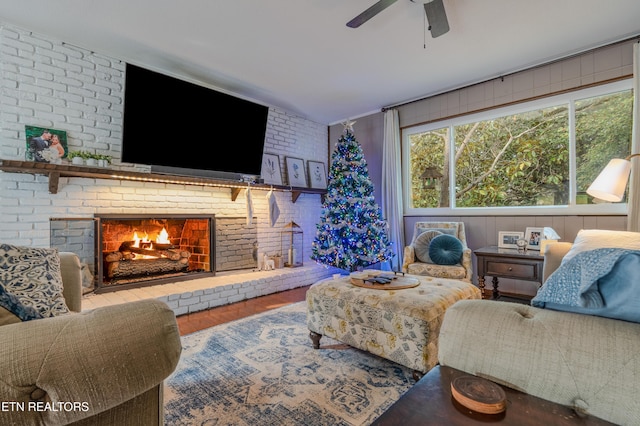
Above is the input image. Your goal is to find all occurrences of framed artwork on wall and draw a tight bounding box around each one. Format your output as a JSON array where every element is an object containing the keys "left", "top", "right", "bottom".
[
  {"left": 524, "top": 227, "right": 544, "bottom": 251},
  {"left": 498, "top": 231, "right": 524, "bottom": 249},
  {"left": 308, "top": 161, "right": 327, "bottom": 189},
  {"left": 286, "top": 157, "right": 307, "bottom": 187},
  {"left": 25, "top": 125, "right": 68, "bottom": 164},
  {"left": 261, "top": 153, "right": 283, "bottom": 185}
]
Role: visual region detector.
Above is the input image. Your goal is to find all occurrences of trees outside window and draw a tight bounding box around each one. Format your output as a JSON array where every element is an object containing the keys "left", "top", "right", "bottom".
[{"left": 404, "top": 81, "right": 633, "bottom": 214}]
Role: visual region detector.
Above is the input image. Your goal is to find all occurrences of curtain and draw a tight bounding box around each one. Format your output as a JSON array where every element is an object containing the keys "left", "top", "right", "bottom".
[
  {"left": 382, "top": 109, "right": 405, "bottom": 270},
  {"left": 628, "top": 41, "right": 640, "bottom": 232}
]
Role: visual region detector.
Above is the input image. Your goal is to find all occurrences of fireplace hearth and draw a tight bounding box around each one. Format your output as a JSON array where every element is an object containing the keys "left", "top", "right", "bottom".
[{"left": 96, "top": 214, "right": 214, "bottom": 292}]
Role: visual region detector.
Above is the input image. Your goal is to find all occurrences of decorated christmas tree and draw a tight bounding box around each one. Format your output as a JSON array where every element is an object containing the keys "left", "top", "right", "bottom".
[{"left": 311, "top": 120, "right": 393, "bottom": 272}]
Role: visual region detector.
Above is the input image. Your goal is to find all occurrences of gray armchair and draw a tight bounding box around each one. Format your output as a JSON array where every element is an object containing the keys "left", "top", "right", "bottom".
[{"left": 0, "top": 252, "right": 182, "bottom": 426}]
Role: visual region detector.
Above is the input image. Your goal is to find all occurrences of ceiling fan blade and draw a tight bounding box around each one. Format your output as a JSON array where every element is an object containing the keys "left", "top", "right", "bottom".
[
  {"left": 346, "top": 0, "right": 398, "bottom": 28},
  {"left": 424, "top": 0, "right": 449, "bottom": 38}
]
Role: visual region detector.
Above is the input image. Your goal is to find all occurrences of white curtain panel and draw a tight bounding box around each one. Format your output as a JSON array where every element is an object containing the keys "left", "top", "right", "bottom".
[
  {"left": 628, "top": 42, "right": 640, "bottom": 232},
  {"left": 382, "top": 109, "right": 405, "bottom": 270}
]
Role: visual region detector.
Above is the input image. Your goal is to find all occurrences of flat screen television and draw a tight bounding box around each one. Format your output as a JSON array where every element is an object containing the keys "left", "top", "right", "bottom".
[{"left": 121, "top": 63, "right": 269, "bottom": 180}]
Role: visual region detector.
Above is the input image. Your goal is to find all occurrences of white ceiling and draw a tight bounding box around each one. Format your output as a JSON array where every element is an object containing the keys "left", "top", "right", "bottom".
[{"left": 1, "top": 1, "right": 640, "bottom": 125}]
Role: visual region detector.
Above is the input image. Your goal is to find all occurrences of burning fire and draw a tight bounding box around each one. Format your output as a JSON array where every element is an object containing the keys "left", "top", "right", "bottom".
[
  {"left": 131, "top": 227, "right": 171, "bottom": 249},
  {"left": 156, "top": 228, "right": 170, "bottom": 244}
]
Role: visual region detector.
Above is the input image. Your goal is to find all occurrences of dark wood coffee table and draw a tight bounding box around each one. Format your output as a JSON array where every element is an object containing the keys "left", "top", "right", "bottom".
[{"left": 372, "top": 366, "right": 614, "bottom": 425}]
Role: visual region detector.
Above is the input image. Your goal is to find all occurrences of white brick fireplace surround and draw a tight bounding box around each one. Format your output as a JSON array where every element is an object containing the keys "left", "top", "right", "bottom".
[
  {"left": 82, "top": 265, "right": 337, "bottom": 316},
  {"left": 0, "top": 23, "right": 339, "bottom": 312}
]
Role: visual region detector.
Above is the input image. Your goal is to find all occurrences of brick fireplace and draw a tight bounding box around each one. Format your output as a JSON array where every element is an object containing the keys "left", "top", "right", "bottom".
[{"left": 96, "top": 214, "right": 215, "bottom": 292}]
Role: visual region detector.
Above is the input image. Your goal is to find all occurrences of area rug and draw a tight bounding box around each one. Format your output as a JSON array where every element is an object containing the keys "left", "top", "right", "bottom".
[{"left": 164, "top": 302, "right": 414, "bottom": 425}]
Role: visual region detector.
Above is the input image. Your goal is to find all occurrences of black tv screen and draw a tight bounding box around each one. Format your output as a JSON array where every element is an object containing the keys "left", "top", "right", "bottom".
[{"left": 122, "top": 64, "right": 269, "bottom": 179}]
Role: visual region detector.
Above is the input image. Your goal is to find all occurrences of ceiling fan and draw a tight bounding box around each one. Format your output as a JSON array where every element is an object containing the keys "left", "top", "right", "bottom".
[{"left": 347, "top": 0, "right": 449, "bottom": 38}]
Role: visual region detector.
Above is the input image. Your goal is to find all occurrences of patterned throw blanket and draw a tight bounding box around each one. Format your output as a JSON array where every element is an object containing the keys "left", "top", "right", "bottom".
[{"left": 532, "top": 248, "right": 640, "bottom": 323}]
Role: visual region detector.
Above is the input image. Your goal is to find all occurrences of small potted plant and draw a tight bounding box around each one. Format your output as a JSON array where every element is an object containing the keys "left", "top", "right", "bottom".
[
  {"left": 96, "top": 154, "right": 112, "bottom": 167},
  {"left": 67, "top": 151, "right": 85, "bottom": 165},
  {"left": 84, "top": 152, "right": 98, "bottom": 166}
]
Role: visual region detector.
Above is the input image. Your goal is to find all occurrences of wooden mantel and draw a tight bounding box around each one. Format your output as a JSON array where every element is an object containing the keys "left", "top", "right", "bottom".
[{"left": 0, "top": 159, "right": 326, "bottom": 203}]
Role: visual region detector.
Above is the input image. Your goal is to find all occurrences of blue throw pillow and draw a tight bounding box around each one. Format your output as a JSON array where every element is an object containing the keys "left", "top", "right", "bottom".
[
  {"left": 531, "top": 248, "right": 640, "bottom": 323},
  {"left": 428, "top": 234, "right": 463, "bottom": 265}
]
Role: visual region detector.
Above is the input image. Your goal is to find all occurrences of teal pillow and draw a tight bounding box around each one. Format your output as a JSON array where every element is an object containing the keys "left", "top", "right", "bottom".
[{"left": 428, "top": 234, "right": 463, "bottom": 265}]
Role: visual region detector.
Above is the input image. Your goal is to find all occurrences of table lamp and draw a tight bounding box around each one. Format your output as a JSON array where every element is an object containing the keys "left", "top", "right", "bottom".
[{"left": 586, "top": 154, "right": 640, "bottom": 202}]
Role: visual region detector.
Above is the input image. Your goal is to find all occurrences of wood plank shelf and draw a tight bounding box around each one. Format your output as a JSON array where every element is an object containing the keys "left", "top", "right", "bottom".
[{"left": 0, "top": 159, "right": 326, "bottom": 203}]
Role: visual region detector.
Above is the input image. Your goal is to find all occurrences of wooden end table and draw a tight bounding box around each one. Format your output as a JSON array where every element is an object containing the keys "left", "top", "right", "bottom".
[
  {"left": 474, "top": 246, "right": 544, "bottom": 300},
  {"left": 371, "top": 365, "right": 614, "bottom": 425}
]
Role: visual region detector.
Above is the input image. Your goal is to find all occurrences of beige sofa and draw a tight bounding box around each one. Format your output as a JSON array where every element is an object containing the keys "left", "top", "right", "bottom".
[
  {"left": 0, "top": 252, "right": 182, "bottom": 426},
  {"left": 438, "top": 241, "right": 640, "bottom": 425}
]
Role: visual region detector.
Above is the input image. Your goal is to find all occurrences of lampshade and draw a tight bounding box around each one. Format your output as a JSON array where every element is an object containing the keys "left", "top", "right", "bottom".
[{"left": 586, "top": 158, "right": 632, "bottom": 202}]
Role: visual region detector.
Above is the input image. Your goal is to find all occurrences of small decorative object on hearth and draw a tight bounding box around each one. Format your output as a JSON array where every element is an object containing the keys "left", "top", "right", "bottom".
[
  {"left": 451, "top": 375, "right": 506, "bottom": 415},
  {"left": 281, "top": 221, "right": 303, "bottom": 267},
  {"left": 262, "top": 253, "right": 275, "bottom": 271}
]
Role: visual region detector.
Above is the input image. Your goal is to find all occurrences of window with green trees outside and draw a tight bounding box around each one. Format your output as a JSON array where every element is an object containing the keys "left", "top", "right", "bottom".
[{"left": 404, "top": 80, "right": 633, "bottom": 215}]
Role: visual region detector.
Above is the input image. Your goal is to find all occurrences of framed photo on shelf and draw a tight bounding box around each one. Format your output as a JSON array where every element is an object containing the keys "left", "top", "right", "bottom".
[
  {"left": 25, "top": 125, "right": 68, "bottom": 164},
  {"left": 498, "top": 231, "right": 524, "bottom": 249},
  {"left": 307, "top": 161, "right": 327, "bottom": 189},
  {"left": 261, "top": 153, "right": 283, "bottom": 185},
  {"left": 286, "top": 157, "right": 307, "bottom": 187},
  {"left": 524, "top": 227, "right": 544, "bottom": 251}
]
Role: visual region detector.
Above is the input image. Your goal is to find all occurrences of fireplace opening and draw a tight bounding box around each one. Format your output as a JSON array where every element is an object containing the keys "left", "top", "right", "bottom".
[{"left": 96, "top": 214, "right": 215, "bottom": 292}]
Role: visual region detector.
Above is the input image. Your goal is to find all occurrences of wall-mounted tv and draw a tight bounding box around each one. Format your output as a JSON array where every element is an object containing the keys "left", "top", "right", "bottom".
[{"left": 121, "top": 63, "right": 269, "bottom": 180}]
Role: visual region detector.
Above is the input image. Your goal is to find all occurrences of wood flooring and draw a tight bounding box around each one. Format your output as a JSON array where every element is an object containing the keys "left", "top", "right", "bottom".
[{"left": 175, "top": 285, "right": 309, "bottom": 336}]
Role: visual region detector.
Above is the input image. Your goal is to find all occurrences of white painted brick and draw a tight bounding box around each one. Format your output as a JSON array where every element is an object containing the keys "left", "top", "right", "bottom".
[{"left": 1, "top": 23, "right": 331, "bottom": 286}]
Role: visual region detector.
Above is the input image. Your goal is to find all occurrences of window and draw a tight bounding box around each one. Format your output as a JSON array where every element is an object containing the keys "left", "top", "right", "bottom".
[{"left": 403, "top": 80, "right": 633, "bottom": 215}]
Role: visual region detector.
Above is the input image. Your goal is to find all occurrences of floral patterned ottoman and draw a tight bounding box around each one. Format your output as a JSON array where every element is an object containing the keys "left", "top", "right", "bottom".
[{"left": 306, "top": 273, "right": 481, "bottom": 376}]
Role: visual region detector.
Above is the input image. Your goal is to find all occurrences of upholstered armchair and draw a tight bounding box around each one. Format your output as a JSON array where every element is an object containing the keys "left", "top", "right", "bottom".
[
  {"left": 0, "top": 248, "right": 182, "bottom": 426},
  {"left": 402, "top": 221, "right": 472, "bottom": 282}
]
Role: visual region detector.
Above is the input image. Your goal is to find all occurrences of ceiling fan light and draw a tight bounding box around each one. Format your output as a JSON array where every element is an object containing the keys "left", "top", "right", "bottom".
[{"left": 424, "top": 0, "right": 450, "bottom": 38}]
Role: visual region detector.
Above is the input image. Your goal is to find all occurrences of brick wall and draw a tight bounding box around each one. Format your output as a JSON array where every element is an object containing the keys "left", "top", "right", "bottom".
[{"left": 0, "top": 23, "right": 329, "bottom": 266}]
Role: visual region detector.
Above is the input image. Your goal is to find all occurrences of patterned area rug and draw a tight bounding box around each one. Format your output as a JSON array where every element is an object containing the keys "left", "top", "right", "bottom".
[{"left": 164, "top": 302, "right": 414, "bottom": 425}]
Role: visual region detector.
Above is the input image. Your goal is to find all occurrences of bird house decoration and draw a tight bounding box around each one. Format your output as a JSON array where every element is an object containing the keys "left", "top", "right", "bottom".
[
  {"left": 420, "top": 166, "right": 443, "bottom": 189},
  {"left": 281, "top": 221, "right": 303, "bottom": 267}
]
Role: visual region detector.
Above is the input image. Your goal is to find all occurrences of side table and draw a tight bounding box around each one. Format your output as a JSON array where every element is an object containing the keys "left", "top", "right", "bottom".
[
  {"left": 474, "top": 246, "right": 544, "bottom": 300},
  {"left": 371, "top": 365, "right": 614, "bottom": 425}
]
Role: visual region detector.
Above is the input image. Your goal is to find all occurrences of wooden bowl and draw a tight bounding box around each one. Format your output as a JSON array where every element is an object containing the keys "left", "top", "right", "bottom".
[{"left": 451, "top": 375, "right": 506, "bottom": 414}]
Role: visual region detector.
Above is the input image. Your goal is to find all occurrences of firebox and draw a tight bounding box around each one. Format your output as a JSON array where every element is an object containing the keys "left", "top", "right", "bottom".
[{"left": 96, "top": 214, "right": 215, "bottom": 293}]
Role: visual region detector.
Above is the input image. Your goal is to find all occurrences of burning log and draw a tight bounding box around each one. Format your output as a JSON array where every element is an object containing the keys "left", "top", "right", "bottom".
[
  {"left": 117, "top": 241, "right": 189, "bottom": 260},
  {"left": 108, "top": 258, "right": 189, "bottom": 278},
  {"left": 104, "top": 241, "right": 192, "bottom": 280}
]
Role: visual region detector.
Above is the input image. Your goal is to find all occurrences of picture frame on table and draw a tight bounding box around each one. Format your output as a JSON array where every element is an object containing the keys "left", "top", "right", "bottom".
[
  {"left": 524, "top": 227, "right": 544, "bottom": 251},
  {"left": 286, "top": 157, "right": 307, "bottom": 187},
  {"left": 498, "top": 231, "right": 524, "bottom": 249},
  {"left": 307, "top": 161, "right": 327, "bottom": 189},
  {"left": 261, "top": 153, "right": 283, "bottom": 185}
]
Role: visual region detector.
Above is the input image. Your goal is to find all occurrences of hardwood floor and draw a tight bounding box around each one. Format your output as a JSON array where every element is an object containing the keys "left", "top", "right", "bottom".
[{"left": 175, "top": 285, "right": 310, "bottom": 336}]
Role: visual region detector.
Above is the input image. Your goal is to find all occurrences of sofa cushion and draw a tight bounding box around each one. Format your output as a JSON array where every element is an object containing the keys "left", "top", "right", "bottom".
[
  {"left": 0, "top": 244, "right": 70, "bottom": 325},
  {"left": 562, "top": 229, "right": 640, "bottom": 263},
  {"left": 532, "top": 247, "right": 640, "bottom": 323},
  {"left": 429, "top": 234, "right": 463, "bottom": 265}
]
